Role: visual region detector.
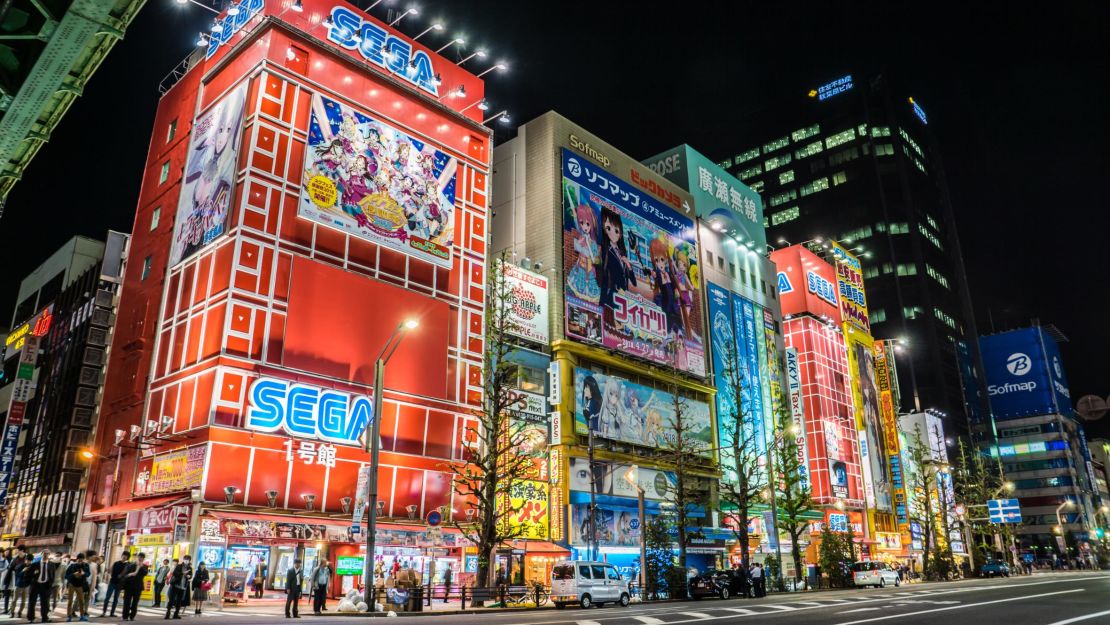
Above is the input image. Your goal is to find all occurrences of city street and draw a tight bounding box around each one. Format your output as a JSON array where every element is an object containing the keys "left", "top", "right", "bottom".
[{"left": 1, "top": 573, "right": 1105, "bottom": 624}]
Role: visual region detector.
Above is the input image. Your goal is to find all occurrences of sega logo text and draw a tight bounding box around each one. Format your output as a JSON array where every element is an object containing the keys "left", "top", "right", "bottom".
[
  {"left": 207, "top": 0, "right": 265, "bottom": 59},
  {"left": 247, "top": 377, "right": 372, "bottom": 445},
  {"left": 326, "top": 6, "right": 439, "bottom": 96}
]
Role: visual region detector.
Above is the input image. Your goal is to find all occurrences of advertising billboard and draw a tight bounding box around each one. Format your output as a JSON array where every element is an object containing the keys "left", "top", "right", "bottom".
[
  {"left": 785, "top": 348, "right": 809, "bottom": 488},
  {"left": 981, "top": 328, "right": 1062, "bottom": 419},
  {"left": 642, "top": 145, "right": 765, "bottom": 252},
  {"left": 170, "top": 82, "right": 248, "bottom": 266},
  {"left": 706, "top": 282, "right": 766, "bottom": 471},
  {"left": 850, "top": 340, "right": 891, "bottom": 511},
  {"left": 561, "top": 149, "right": 705, "bottom": 376},
  {"left": 300, "top": 93, "right": 457, "bottom": 268},
  {"left": 500, "top": 480, "right": 549, "bottom": 540},
  {"left": 567, "top": 457, "right": 675, "bottom": 502},
  {"left": 573, "top": 367, "right": 712, "bottom": 452},
  {"left": 499, "top": 262, "right": 550, "bottom": 344},
  {"left": 831, "top": 242, "right": 870, "bottom": 332},
  {"left": 769, "top": 246, "right": 841, "bottom": 322}
]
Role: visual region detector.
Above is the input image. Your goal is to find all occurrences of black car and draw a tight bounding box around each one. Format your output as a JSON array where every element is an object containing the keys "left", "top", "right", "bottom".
[{"left": 688, "top": 568, "right": 751, "bottom": 600}]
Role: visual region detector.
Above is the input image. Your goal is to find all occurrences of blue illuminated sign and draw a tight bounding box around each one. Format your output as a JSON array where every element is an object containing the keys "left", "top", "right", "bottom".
[
  {"left": 206, "top": 0, "right": 265, "bottom": 60},
  {"left": 325, "top": 6, "right": 440, "bottom": 96},
  {"left": 981, "top": 328, "right": 1069, "bottom": 420},
  {"left": 810, "top": 75, "right": 853, "bottom": 101},
  {"left": 806, "top": 271, "right": 838, "bottom": 306},
  {"left": 987, "top": 498, "right": 1022, "bottom": 524},
  {"left": 909, "top": 98, "right": 928, "bottom": 125},
  {"left": 247, "top": 377, "right": 372, "bottom": 445},
  {"left": 777, "top": 272, "right": 793, "bottom": 294}
]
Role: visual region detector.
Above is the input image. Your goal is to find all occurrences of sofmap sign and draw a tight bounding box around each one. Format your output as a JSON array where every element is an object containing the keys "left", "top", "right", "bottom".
[
  {"left": 246, "top": 377, "right": 372, "bottom": 445},
  {"left": 326, "top": 6, "right": 440, "bottom": 95},
  {"left": 981, "top": 328, "right": 1068, "bottom": 419}
]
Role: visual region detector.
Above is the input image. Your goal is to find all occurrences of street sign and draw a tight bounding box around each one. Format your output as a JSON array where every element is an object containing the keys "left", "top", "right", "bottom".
[
  {"left": 351, "top": 525, "right": 361, "bottom": 535},
  {"left": 426, "top": 510, "right": 442, "bottom": 526},
  {"left": 987, "top": 498, "right": 1022, "bottom": 524},
  {"left": 176, "top": 511, "right": 190, "bottom": 526}
]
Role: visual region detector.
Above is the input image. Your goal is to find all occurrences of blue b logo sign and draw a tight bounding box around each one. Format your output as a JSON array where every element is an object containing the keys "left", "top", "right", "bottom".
[{"left": 246, "top": 377, "right": 372, "bottom": 445}]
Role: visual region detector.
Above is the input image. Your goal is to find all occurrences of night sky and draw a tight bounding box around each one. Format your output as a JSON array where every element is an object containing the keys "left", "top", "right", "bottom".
[{"left": 3, "top": 2, "right": 1107, "bottom": 435}]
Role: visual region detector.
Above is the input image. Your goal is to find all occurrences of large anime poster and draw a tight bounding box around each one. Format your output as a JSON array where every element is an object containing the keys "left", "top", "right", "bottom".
[
  {"left": 573, "top": 367, "right": 712, "bottom": 452},
  {"left": 170, "top": 82, "right": 248, "bottom": 266},
  {"left": 854, "top": 341, "right": 891, "bottom": 511},
  {"left": 299, "top": 94, "right": 457, "bottom": 268},
  {"left": 561, "top": 149, "right": 705, "bottom": 377}
]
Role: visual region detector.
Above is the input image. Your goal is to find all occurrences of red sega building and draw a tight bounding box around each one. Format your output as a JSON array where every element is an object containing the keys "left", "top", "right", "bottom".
[
  {"left": 770, "top": 246, "right": 865, "bottom": 524},
  {"left": 83, "top": 0, "right": 492, "bottom": 599}
]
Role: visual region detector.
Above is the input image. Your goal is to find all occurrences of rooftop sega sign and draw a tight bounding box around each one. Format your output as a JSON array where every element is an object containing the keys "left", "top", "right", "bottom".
[{"left": 246, "top": 377, "right": 372, "bottom": 445}]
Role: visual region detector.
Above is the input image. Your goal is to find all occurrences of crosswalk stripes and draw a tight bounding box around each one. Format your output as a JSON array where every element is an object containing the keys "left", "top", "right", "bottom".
[
  {"left": 633, "top": 617, "right": 666, "bottom": 624},
  {"left": 720, "top": 607, "right": 758, "bottom": 614},
  {"left": 678, "top": 612, "right": 712, "bottom": 618},
  {"left": 759, "top": 603, "right": 798, "bottom": 610}
]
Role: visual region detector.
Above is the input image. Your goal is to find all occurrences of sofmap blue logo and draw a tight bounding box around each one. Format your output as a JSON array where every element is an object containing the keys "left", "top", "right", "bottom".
[
  {"left": 247, "top": 377, "right": 372, "bottom": 445},
  {"left": 777, "top": 272, "right": 793, "bottom": 294},
  {"left": 206, "top": 0, "right": 265, "bottom": 59},
  {"left": 326, "top": 6, "right": 439, "bottom": 96}
]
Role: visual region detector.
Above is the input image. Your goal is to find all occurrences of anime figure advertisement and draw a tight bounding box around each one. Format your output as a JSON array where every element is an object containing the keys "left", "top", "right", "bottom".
[
  {"left": 573, "top": 367, "right": 712, "bottom": 452},
  {"left": 853, "top": 341, "right": 891, "bottom": 511},
  {"left": 299, "top": 94, "right": 457, "bottom": 268},
  {"left": 560, "top": 149, "right": 705, "bottom": 377},
  {"left": 170, "top": 82, "right": 248, "bottom": 266}
]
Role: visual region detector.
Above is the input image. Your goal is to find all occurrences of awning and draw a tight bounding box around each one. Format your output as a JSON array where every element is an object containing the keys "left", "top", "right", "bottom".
[
  {"left": 525, "top": 541, "right": 570, "bottom": 554},
  {"left": 206, "top": 510, "right": 460, "bottom": 534},
  {"left": 85, "top": 495, "right": 186, "bottom": 517}
]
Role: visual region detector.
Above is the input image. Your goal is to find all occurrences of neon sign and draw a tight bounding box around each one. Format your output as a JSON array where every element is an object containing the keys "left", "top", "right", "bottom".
[
  {"left": 326, "top": 6, "right": 439, "bottom": 96},
  {"left": 806, "top": 271, "right": 838, "bottom": 306},
  {"left": 206, "top": 0, "right": 265, "bottom": 59},
  {"left": 246, "top": 377, "right": 372, "bottom": 445},
  {"left": 809, "top": 75, "right": 853, "bottom": 101},
  {"left": 909, "top": 97, "right": 928, "bottom": 125}
]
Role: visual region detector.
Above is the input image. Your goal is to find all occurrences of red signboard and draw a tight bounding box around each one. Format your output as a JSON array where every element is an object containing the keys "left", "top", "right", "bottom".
[{"left": 770, "top": 246, "right": 841, "bottom": 322}]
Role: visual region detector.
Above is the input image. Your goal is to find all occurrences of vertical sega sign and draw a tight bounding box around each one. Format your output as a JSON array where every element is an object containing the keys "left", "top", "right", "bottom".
[{"left": 980, "top": 328, "right": 1058, "bottom": 420}]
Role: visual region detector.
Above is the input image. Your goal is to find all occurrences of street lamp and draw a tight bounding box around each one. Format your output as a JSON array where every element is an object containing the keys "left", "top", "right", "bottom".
[
  {"left": 623, "top": 465, "right": 647, "bottom": 595},
  {"left": 363, "top": 318, "right": 419, "bottom": 612}
]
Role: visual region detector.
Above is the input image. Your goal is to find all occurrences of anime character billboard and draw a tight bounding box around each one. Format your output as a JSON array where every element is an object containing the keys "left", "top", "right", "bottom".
[
  {"left": 170, "top": 83, "right": 248, "bottom": 266},
  {"left": 573, "top": 367, "right": 712, "bottom": 452},
  {"left": 299, "top": 94, "right": 457, "bottom": 268},
  {"left": 561, "top": 149, "right": 705, "bottom": 377}
]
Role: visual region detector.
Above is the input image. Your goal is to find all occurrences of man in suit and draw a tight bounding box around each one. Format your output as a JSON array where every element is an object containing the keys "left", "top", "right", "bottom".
[
  {"left": 121, "top": 552, "right": 148, "bottom": 621},
  {"left": 285, "top": 559, "right": 303, "bottom": 619},
  {"left": 25, "top": 551, "right": 57, "bottom": 624}
]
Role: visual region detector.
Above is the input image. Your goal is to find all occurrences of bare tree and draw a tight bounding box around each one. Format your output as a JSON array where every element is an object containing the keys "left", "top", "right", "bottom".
[
  {"left": 904, "top": 424, "right": 951, "bottom": 580},
  {"left": 716, "top": 341, "right": 765, "bottom": 569},
  {"left": 773, "top": 404, "right": 815, "bottom": 586},
  {"left": 449, "top": 254, "right": 536, "bottom": 594}
]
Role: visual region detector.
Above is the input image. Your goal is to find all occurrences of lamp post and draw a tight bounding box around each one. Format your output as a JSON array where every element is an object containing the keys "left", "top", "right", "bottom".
[
  {"left": 364, "top": 319, "right": 419, "bottom": 612},
  {"left": 623, "top": 465, "right": 646, "bottom": 596}
]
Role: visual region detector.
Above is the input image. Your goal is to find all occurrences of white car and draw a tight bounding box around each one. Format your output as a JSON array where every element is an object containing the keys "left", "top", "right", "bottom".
[
  {"left": 550, "top": 560, "right": 632, "bottom": 609},
  {"left": 851, "top": 561, "right": 901, "bottom": 588}
]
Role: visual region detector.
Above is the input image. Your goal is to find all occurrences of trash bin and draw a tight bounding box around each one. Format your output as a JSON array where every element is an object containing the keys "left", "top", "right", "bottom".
[{"left": 407, "top": 586, "right": 424, "bottom": 612}]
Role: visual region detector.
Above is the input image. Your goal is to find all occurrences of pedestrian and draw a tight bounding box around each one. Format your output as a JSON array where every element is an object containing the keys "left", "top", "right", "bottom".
[
  {"left": 153, "top": 559, "right": 170, "bottom": 608},
  {"left": 252, "top": 559, "right": 268, "bottom": 599},
  {"left": 191, "top": 562, "right": 210, "bottom": 615},
  {"left": 309, "top": 559, "right": 331, "bottom": 615},
  {"left": 86, "top": 554, "right": 101, "bottom": 609},
  {"left": 285, "top": 559, "right": 304, "bottom": 619},
  {"left": 12, "top": 553, "right": 31, "bottom": 618},
  {"left": 26, "top": 551, "right": 57, "bottom": 624},
  {"left": 121, "top": 552, "right": 148, "bottom": 621},
  {"left": 749, "top": 563, "right": 765, "bottom": 598},
  {"left": 0, "top": 549, "right": 12, "bottom": 614},
  {"left": 65, "top": 552, "right": 91, "bottom": 622},
  {"left": 442, "top": 565, "right": 453, "bottom": 603},
  {"left": 100, "top": 550, "right": 130, "bottom": 618},
  {"left": 163, "top": 558, "right": 183, "bottom": 620},
  {"left": 495, "top": 567, "right": 506, "bottom": 589}
]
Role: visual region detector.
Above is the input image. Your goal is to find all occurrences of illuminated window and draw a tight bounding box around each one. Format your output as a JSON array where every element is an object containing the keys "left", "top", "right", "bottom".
[
  {"left": 896, "top": 264, "right": 917, "bottom": 276},
  {"left": 890, "top": 222, "right": 910, "bottom": 234},
  {"left": 903, "top": 305, "right": 923, "bottom": 319},
  {"left": 875, "top": 144, "right": 895, "bottom": 156},
  {"left": 763, "top": 136, "right": 790, "bottom": 153},
  {"left": 771, "top": 206, "right": 800, "bottom": 225},
  {"left": 735, "top": 147, "right": 761, "bottom": 164},
  {"left": 871, "top": 126, "right": 891, "bottom": 137},
  {"left": 857, "top": 123, "right": 868, "bottom": 136},
  {"left": 150, "top": 207, "right": 161, "bottom": 231},
  {"left": 881, "top": 263, "right": 893, "bottom": 274},
  {"left": 918, "top": 224, "right": 944, "bottom": 249},
  {"left": 874, "top": 222, "right": 887, "bottom": 233},
  {"left": 779, "top": 170, "right": 795, "bottom": 185},
  {"left": 166, "top": 119, "right": 178, "bottom": 143},
  {"left": 926, "top": 264, "right": 950, "bottom": 289},
  {"left": 871, "top": 308, "right": 886, "bottom": 324},
  {"left": 737, "top": 165, "right": 763, "bottom": 180},
  {"left": 926, "top": 214, "right": 939, "bottom": 230},
  {"left": 828, "top": 147, "right": 860, "bottom": 167},
  {"left": 718, "top": 157, "right": 733, "bottom": 169},
  {"left": 800, "top": 177, "right": 829, "bottom": 197},
  {"left": 794, "top": 140, "right": 824, "bottom": 160},
  {"left": 791, "top": 124, "right": 821, "bottom": 142},
  {"left": 899, "top": 128, "right": 924, "bottom": 157},
  {"left": 769, "top": 189, "right": 797, "bottom": 207},
  {"left": 914, "top": 158, "right": 927, "bottom": 174},
  {"left": 864, "top": 266, "right": 879, "bottom": 279},
  {"left": 765, "top": 153, "right": 792, "bottom": 171},
  {"left": 750, "top": 180, "right": 765, "bottom": 193},
  {"left": 159, "top": 161, "right": 171, "bottom": 184},
  {"left": 825, "top": 128, "right": 857, "bottom": 150},
  {"left": 141, "top": 256, "right": 152, "bottom": 281},
  {"left": 933, "top": 308, "right": 957, "bottom": 329},
  {"left": 831, "top": 171, "right": 848, "bottom": 186},
  {"left": 839, "top": 225, "right": 872, "bottom": 242}
]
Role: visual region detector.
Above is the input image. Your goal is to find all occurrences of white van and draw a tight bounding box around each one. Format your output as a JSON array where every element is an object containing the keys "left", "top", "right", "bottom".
[{"left": 550, "top": 560, "right": 632, "bottom": 609}]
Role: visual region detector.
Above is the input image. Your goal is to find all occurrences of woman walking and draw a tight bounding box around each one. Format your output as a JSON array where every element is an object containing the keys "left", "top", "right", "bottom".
[{"left": 191, "top": 562, "right": 210, "bottom": 615}]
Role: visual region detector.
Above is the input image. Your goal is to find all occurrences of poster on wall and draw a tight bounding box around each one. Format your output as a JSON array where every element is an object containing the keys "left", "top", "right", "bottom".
[
  {"left": 499, "top": 480, "right": 549, "bottom": 540},
  {"left": 573, "top": 367, "right": 712, "bottom": 451},
  {"left": 560, "top": 149, "right": 705, "bottom": 376},
  {"left": 570, "top": 503, "right": 643, "bottom": 547},
  {"left": 853, "top": 342, "right": 891, "bottom": 511},
  {"left": 567, "top": 457, "right": 674, "bottom": 501},
  {"left": 499, "top": 262, "right": 550, "bottom": 344},
  {"left": 831, "top": 242, "right": 869, "bottom": 332},
  {"left": 299, "top": 93, "right": 457, "bottom": 268},
  {"left": 170, "top": 82, "right": 248, "bottom": 266},
  {"left": 142, "top": 446, "right": 206, "bottom": 495}
]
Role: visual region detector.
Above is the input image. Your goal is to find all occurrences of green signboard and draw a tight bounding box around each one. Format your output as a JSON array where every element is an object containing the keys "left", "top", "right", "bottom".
[{"left": 336, "top": 555, "right": 364, "bottom": 576}]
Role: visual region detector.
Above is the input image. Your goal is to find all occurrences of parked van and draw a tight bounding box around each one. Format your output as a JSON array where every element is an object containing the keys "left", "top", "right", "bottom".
[{"left": 550, "top": 560, "right": 632, "bottom": 609}]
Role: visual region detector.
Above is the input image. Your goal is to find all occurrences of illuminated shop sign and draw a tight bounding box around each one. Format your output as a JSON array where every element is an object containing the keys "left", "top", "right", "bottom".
[
  {"left": 246, "top": 377, "right": 372, "bottom": 445},
  {"left": 206, "top": 0, "right": 265, "bottom": 59},
  {"left": 326, "top": 6, "right": 440, "bottom": 96},
  {"left": 806, "top": 271, "right": 837, "bottom": 306},
  {"left": 809, "top": 75, "right": 853, "bottom": 101},
  {"left": 909, "top": 97, "right": 928, "bottom": 125},
  {"left": 4, "top": 308, "right": 52, "bottom": 357}
]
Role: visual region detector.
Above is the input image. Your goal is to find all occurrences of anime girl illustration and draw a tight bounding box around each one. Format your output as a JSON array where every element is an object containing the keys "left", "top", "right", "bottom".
[
  {"left": 673, "top": 246, "right": 696, "bottom": 333},
  {"left": 621, "top": 387, "right": 657, "bottom": 445},
  {"left": 644, "top": 408, "right": 664, "bottom": 447},
  {"left": 599, "top": 376, "right": 623, "bottom": 439},
  {"left": 580, "top": 374, "right": 602, "bottom": 432},
  {"left": 598, "top": 206, "right": 637, "bottom": 314},
  {"left": 649, "top": 238, "right": 683, "bottom": 336},
  {"left": 567, "top": 203, "right": 601, "bottom": 303}
]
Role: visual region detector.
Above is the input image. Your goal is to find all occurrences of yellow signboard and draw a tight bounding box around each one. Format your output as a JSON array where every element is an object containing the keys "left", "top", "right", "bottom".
[{"left": 500, "top": 480, "right": 549, "bottom": 540}]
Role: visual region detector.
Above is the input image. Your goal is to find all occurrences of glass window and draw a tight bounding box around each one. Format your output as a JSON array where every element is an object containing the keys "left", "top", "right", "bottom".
[
  {"left": 825, "top": 128, "right": 857, "bottom": 150},
  {"left": 778, "top": 169, "right": 795, "bottom": 185},
  {"left": 918, "top": 224, "right": 944, "bottom": 249},
  {"left": 735, "top": 147, "right": 761, "bottom": 164},
  {"left": 875, "top": 144, "right": 895, "bottom": 156},
  {"left": 791, "top": 124, "right": 821, "bottom": 142},
  {"left": 794, "top": 140, "right": 824, "bottom": 160},
  {"left": 926, "top": 264, "right": 951, "bottom": 289},
  {"left": 718, "top": 157, "right": 733, "bottom": 169},
  {"left": 857, "top": 123, "right": 867, "bottom": 136},
  {"left": 590, "top": 565, "right": 606, "bottom": 580},
  {"left": 729, "top": 263, "right": 736, "bottom": 278},
  {"left": 926, "top": 214, "right": 940, "bottom": 230},
  {"left": 800, "top": 177, "right": 829, "bottom": 197},
  {"left": 832, "top": 171, "right": 848, "bottom": 186},
  {"left": 890, "top": 222, "right": 910, "bottom": 234},
  {"left": 771, "top": 206, "right": 800, "bottom": 225},
  {"left": 749, "top": 180, "right": 765, "bottom": 193},
  {"left": 141, "top": 256, "right": 153, "bottom": 280},
  {"left": 150, "top": 207, "right": 161, "bottom": 231},
  {"left": 763, "top": 136, "right": 790, "bottom": 153},
  {"left": 606, "top": 567, "right": 621, "bottom": 581},
  {"left": 579, "top": 565, "right": 592, "bottom": 579},
  {"left": 768, "top": 189, "right": 797, "bottom": 207},
  {"left": 737, "top": 165, "right": 762, "bottom": 180},
  {"left": 166, "top": 119, "right": 178, "bottom": 143},
  {"left": 871, "top": 308, "right": 886, "bottom": 324},
  {"left": 553, "top": 565, "right": 574, "bottom": 580},
  {"left": 903, "top": 305, "right": 923, "bottom": 319},
  {"left": 764, "top": 153, "right": 792, "bottom": 171},
  {"left": 896, "top": 264, "right": 917, "bottom": 276},
  {"left": 871, "top": 126, "right": 891, "bottom": 137},
  {"left": 159, "top": 161, "right": 171, "bottom": 184}
]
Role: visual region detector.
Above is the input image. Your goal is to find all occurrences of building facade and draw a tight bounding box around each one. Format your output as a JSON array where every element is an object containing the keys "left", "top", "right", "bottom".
[
  {"left": 718, "top": 74, "right": 989, "bottom": 444},
  {"left": 84, "top": 0, "right": 492, "bottom": 598}
]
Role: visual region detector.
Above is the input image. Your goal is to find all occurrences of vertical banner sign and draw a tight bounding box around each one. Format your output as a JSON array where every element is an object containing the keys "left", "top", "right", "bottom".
[
  {"left": 785, "top": 348, "right": 809, "bottom": 488},
  {"left": 354, "top": 465, "right": 370, "bottom": 525},
  {"left": 831, "top": 242, "right": 870, "bottom": 332},
  {"left": 499, "top": 262, "right": 550, "bottom": 344},
  {"left": 874, "top": 340, "right": 907, "bottom": 530},
  {"left": 707, "top": 283, "right": 745, "bottom": 473},
  {"left": 736, "top": 296, "right": 765, "bottom": 455},
  {"left": 0, "top": 334, "right": 40, "bottom": 505}
]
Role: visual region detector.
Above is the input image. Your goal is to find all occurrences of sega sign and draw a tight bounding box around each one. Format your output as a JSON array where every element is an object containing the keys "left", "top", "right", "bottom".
[
  {"left": 247, "top": 377, "right": 372, "bottom": 445},
  {"left": 206, "top": 0, "right": 265, "bottom": 59},
  {"left": 326, "top": 6, "right": 439, "bottom": 96},
  {"left": 806, "top": 271, "right": 837, "bottom": 306}
]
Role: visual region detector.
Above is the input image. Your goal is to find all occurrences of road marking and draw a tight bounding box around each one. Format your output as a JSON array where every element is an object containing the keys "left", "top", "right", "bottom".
[
  {"left": 678, "top": 611, "right": 712, "bottom": 618},
  {"left": 576, "top": 621, "right": 602, "bottom": 625},
  {"left": 832, "top": 589, "right": 1085, "bottom": 625},
  {"left": 759, "top": 603, "right": 797, "bottom": 610},
  {"left": 720, "top": 608, "right": 757, "bottom": 614},
  {"left": 633, "top": 617, "right": 665, "bottom": 624},
  {"left": 794, "top": 601, "right": 828, "bottom": 606},
  {"left": 839, "top": 607, "right": 882, "bottom": 614},
  {"left": 1042, "top": 611, "right": 1110, "bottom": 625}
]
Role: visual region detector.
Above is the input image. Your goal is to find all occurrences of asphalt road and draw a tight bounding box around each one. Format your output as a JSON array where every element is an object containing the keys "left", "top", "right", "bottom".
[{"left": 2, "top": 573, "right": 1107, "bottom": 624}]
